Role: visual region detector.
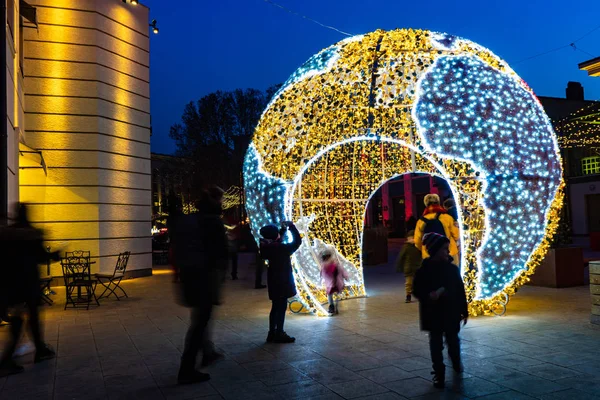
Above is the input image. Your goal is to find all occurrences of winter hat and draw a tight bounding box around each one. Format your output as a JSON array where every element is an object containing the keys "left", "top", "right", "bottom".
[
  {"left": 260, "top": 224, "right": 279, "bottom": 240},
  {"left": 424, "top": 193, "right": 440, "bottom": 206},
  {"left": 423, "top": 232, "right": 449, "bottom": 256},
  {"left": 321, "top": 250, "right": 333, "bottom": 262},
  {"left": 406, "top": 230, "right": 415, "bottom": 239}
]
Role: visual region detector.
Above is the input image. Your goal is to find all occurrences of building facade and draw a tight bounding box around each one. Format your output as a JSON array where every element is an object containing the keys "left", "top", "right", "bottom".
[{"left": 3, "top": 0, "right": 152, "bottom": 277}]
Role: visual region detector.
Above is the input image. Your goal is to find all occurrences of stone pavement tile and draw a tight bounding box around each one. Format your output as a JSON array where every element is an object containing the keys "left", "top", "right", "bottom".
[
  {"left": 554, "top": 373, "right": 600, "bottom": 395},
  {"left": 523, "top": 363, "right": 581, "bottom": 381},
  {"left": 412, "top": 392, "right": 468, "bottom": 400},
  {"left": 56, "top": 340, "right": 98, "bottom": 358},
  {"left": 271, "top": 379, "right": 330, "bottom": 399},
  {"left": 103, "top": 372, "right": 164, "bottom": 400},
  {"left": 158, "top": 381, "right": 218, "bottom": 400},
  {"left": 368, "top": 333, "right": 406, "bottom": 344},
  {"left": 538, "top": 388, "right": 600, "bottom": 400},
  {"left": 350, "top": 340, "right": 393, "bottom": 353},
  {"left": 263, "top": 346, "right": 323, "bottom": 362},
  {"left": 568, "top": 360, "right": 600, "bottom": 376},
  {"left": 241, "top": 360, "right": 290, "bottom": 374},
  {"left": 140, "top": 349, "right": 182, "bottom": 366},
  {"left": 304, "top": 393, "right": 344, "bottom": 400},
  {"left": 448, "top": 376, "right": 508, "bottom": 398},
  {"left": 363, "top": 349, "right": 414, "bottom": 362},
  {"left": 0, "top": 383, "right": 53, "bottom": 400},
  {"left": 231, "top": 348, "right": 276, "bottom": 364},
  {"left": 390, "top": 356, "right": 431, "bottom": 372},
  {"left": 462, "top": 346, "right": 510, "bottom": 359},
  {"left": 327, "top": 378, "right": 389, "bottom": 399},
  {"left": 465, "top": 362, "right": 530, "bottom": 383},
  {"left": 56, "top": 354, "right": 102, "bottom": 376},
  {"left": 254, "top": 367, "right": 309, "bottom": 386},
  {"left": 358, "top": 366, "right": 415, "bottom": 384},
  {"left": 384, "top": 377, "right": 440, "bottom": 398},
  {"left": 335, "top": 355, "right": 390, "bottom": 372},
  {"left": 498, "top": 376, "right": 567, "bottom": 396},
  {"left": 487, "top": 354, "right": 544, "bottom": 369},
  {"left": 529, "top": 351, "right": 595, "bottom": 367},
  {"left": 217, "top": 380, "right": 280, "bottom": 400},
  {"left": 218, "top": 342, "right": 260, "bottom": 355},
  {"left": 355, "top": 393, "right": 409, "bottom": 400},
  {"left": 472, "top": 390, "right": 536, "bottom": 399},
  {"left": 290, "top": 358, "right": 363, "bottom": 385}
]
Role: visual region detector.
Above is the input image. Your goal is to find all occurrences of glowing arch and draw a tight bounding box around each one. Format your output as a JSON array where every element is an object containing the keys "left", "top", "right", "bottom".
[{"left": 244, "top": 29, "right": 563, "bottom": 316}]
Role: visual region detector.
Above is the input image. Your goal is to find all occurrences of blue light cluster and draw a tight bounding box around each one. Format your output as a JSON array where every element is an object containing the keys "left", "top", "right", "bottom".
[{"left": 414, "top": 55, "right": 562, "bottom": 298}]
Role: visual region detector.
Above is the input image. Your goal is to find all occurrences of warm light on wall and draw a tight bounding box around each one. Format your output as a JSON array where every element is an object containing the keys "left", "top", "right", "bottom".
[{"left": 244, "top": 29, "right": 563, "bottom": 316}]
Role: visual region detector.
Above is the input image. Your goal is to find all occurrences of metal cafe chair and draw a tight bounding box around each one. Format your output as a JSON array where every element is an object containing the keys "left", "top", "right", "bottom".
[
  {"left": 95, "top": 251, "right": 131, "bottom": 300},
  {"left": 60, "top": 254, "right": 99, "bottom": 310}
]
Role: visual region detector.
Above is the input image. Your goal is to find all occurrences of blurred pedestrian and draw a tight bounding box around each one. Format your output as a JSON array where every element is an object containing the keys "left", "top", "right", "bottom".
[
  {"left": 413, "top": 232, "right": 468, "bottom": 389},
  {"left": 0, "top": 203, "right": 60, "bottom": 377},
  {"left": 259, "top": 221, "right": 301, "bottom": 343},
  {"left": 395, "top": 230, "right": 422, "bottom": 303},
  {"left": 320, "top": 251, "right": 348, "bottom": 314},
  {"left": 171, "top": 187, "right": 227, "bottom": 384}
]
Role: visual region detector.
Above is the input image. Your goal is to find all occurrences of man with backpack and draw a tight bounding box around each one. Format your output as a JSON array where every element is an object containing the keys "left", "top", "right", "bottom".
[{"left": 414, "top": 194, "right": 460, "bottom": 265}]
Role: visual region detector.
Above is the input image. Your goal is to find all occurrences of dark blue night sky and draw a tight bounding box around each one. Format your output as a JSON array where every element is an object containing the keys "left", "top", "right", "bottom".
[{"left": 142, "top": 0, "right": 600, "bottom": 154}]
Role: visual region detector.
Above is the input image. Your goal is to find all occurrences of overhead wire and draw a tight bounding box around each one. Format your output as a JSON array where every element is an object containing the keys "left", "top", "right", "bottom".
[
  {"left": 515, "top": 22, "right": 600, "bottom": 65},
  {"left": 263, "top": 0, "right": 352, "bottom": 37}
]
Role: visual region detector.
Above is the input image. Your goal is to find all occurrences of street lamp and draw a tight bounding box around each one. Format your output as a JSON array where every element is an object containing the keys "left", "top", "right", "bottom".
[{"left": 150, "top": 19, "right": 159, "bottom": 34}]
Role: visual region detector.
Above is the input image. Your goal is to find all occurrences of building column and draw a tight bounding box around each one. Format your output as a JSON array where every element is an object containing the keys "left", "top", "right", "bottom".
[{"left": 404, "top": 175, "right": 414, "bottom": 219}]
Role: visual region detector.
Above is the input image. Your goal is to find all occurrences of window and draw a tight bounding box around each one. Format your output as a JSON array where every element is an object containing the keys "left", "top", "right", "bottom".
[{"left": 582, "top": 156, "right": 600, "bottom": 175}]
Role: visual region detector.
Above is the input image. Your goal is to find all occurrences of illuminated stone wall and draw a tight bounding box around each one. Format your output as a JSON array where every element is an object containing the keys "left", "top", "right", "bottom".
[
  {"left": 19, "top": 0, "right": 152, "bottom": 275},
  {"left": 5, "top": 0, "right": 24, "bottom": 217}
]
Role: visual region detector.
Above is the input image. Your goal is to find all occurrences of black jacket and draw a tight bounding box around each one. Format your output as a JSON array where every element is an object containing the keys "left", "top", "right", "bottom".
[
  {"left": 0, "top": 225, "right": 59, "bottom": 312},
  {"left": 413, "top": 258, "right": 468, "bottom": 332},
  {"left": 260, "top": 225, "right": 301, "bottom": 300},
  {"left": 170, "top": 210, "right": 228, "bottom": 307}
]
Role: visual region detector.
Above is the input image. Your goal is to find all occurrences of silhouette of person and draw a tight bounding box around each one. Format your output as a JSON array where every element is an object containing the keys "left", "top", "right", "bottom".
[
  {"left": 171, "top": 187, "right": 227, "bottom": 384},
  {"left": 0, "top": 203, "right": 60, "bottom": 377}
]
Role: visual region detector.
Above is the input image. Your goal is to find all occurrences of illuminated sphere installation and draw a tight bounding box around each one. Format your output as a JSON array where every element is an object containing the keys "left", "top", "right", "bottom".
[{"left": 244, "top": 29, "right": 563, "bottom": 316}]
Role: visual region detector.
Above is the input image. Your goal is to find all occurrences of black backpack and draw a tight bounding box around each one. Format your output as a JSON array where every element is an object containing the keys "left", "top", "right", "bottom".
[{"left": 419, "top": 213, "right": 447, "bottom": 237}]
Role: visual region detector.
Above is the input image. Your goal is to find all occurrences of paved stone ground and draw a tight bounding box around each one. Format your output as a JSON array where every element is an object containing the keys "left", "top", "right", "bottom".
[{"left": 1, "top": 252, "right": 600, "bottom": 400}]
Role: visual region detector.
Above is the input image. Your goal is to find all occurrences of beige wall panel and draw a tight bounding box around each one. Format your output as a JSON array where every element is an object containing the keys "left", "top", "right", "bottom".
[
  {"left": 99, "top": 221, "right": 149, "bottom": 238},
  {"left": 26, "top": 114, "right": 150, "bottom": 143},
  {"left": 25, "top": 132, "right": 150, "bottom": 157},
  {"left": 121, "top": 253, "right": 152, "bottom": 273},
  {"left": 5, "top": 39, "right": 15, "bottom": 87},
  {"left": 39, "top": 221, "right": 148, "bottom": 241},
  {"left": 25, "top": 78, "right": 150, "bottom": 110},
  {"left": 24, "top": 24, "right": 149, "bottom": 66},
  {"left": 98, "top": 152, "right": 150, "bottom": 174},
  {"left": 30, "top": 3, "right": 150, "bottom": 51},
  {"left": 26, "top": 203, "right": 149, "bottom": 223},
  {"left": 24, "top": 60, "right": 150, "bottom": 98},
  {"left": 21, "top": 186, "right": 149, "bottom": 205},
  {"left": 25, "top": 96, "right": 150, "bottom": 127},
  {"left": 97, "top": 237, "right": 151, "bottom": 256},
  {"left": 25, "top": 42, "right": 149, "bottom": 82},
  {"left": 22, "top": 165, "right": 150, "bottom": 190}
]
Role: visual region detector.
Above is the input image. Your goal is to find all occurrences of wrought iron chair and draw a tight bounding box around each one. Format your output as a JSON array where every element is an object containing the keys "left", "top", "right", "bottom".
[
  {"left": 61, "top": 254, "right": 99, "bottom": 310},
  {"left": 95, "top": 252, "right": 131, "bottom": 300}
]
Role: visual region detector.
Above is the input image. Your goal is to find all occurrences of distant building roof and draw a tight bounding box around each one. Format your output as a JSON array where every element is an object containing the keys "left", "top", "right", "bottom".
[
  {"left": 537, "top": 96, "right": 599, "bottom": 121},
  {"left": 579, "top": 56, "right": 600, "bottom": 77}
]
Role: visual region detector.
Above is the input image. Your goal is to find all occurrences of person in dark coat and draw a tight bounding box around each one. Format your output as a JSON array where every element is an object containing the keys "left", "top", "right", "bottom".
[
  {"left": 172, "top": 187, "right": 227, "bottom": 384},
  {"left": 413, "top": 232, "right": 468, "bottom": 389},
  {"left": 259, "top": 221, "right": 301, "bottom": 343},
  {"left": 0, "top": 204, "right": 60, "bottom": 377},
  {"left": 395, "top": 230, "right": 422, "bottom": 303}
]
